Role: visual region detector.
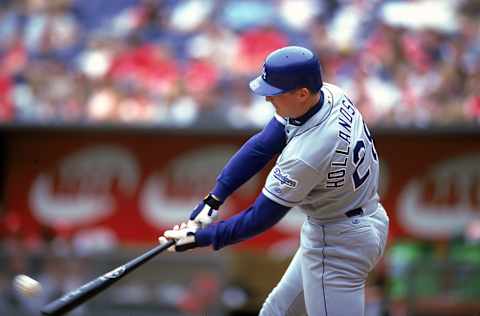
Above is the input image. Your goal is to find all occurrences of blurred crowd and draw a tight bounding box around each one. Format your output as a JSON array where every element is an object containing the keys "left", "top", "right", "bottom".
[
  {"left": 0, "top": 226, "right": 225, "bottom": 316},
  {"left": 0, "top": 227, "right": 90, "bottom": 315},
  {"left": 0, "top": 0, "right": 479, "bottom": 128},
  {"left": 2, "top": 217, "right": 479, "bottom": 316},
  {"left": 385, "top": 219, "right": 480, "bottom": 316}
]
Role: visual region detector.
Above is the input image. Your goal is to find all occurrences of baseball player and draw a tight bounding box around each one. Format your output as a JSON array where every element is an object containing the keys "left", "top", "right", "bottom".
[{"left": 159, "top": 46, "right": 389, "bottom": 316}]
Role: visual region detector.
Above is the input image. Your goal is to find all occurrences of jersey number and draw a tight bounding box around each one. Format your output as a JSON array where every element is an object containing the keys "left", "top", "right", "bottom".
[{"left": 352, "top": 122, "right": 378, "bottom": 190}]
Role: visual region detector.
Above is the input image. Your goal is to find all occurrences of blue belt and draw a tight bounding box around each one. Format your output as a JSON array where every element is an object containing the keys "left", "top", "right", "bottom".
[{"left": 345, "top": 208, "right": 363, "bottom": 218}]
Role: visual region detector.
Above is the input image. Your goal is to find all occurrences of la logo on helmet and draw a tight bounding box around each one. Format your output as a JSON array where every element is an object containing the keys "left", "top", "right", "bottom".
[{"left": 261, "top": 64, "right": 267, "bottom": 80}]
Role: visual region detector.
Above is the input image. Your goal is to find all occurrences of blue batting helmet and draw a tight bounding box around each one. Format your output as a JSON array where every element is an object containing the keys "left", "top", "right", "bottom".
[{"left": 249, "top": 46, "right": 322, "bottom": 96}]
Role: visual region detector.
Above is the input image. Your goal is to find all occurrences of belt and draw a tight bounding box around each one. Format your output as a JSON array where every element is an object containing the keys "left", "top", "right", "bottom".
[{"left": 345, "top": 207, "right": 363, "bottom": 218}]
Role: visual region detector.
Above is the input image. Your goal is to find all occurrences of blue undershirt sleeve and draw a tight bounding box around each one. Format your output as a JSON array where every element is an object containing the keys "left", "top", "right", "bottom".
[
  {"left": 195, "top": 193, "right": 291, "bottom": 250},
  {"left": 211, "top": 116, "right": 286, "bottom": 201}
]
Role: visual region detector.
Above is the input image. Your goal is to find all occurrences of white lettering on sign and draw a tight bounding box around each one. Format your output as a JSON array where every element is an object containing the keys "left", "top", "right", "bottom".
[
  {"left": 30, "top": 145, "right": 140, "bottom": 226},
  {"left": 397, "top": 153, "right": 480, "bottom": 239},
  {"left": 140, "top": 146, "right": 256, "bottom": 228}
]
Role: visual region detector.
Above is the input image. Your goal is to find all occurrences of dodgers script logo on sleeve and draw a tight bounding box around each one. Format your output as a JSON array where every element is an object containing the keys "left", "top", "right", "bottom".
[{"left": 273, "top": 167, "right": 298, "bottom": 188}]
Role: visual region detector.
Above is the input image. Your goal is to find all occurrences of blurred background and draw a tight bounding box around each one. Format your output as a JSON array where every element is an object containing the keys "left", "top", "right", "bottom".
[{"left": 0, "top": 0, "right": 479, "bottom": 315}]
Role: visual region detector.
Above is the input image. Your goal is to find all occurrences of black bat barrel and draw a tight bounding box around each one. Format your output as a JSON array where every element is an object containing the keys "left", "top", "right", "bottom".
[{"left": 41, "top": 240, "right": 175, "bottom": 316}]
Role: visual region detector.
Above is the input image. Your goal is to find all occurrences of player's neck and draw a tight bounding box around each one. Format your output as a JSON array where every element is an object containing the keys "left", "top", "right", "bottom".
[{"left": 293, "top": 93, "right": 321, "bottom": 119}]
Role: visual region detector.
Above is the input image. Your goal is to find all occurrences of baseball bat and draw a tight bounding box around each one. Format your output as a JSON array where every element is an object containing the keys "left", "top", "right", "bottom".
[{"left": 41, "top": 239, "right": 175, "bottom": 316}]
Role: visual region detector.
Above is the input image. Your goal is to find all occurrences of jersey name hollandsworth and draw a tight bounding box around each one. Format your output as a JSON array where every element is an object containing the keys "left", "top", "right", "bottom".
[{"left": 326, "top": 97, "right": 356, "bottom": 189}]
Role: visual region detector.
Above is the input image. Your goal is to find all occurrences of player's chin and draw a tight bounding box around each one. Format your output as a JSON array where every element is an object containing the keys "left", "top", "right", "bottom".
[{"left": 275, "top": 109, "right": 286, "bottom": 117}]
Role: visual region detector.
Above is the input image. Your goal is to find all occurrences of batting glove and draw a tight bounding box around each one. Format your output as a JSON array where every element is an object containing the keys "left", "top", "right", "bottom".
[
  {"left": 159, "top": 222, "right": 198, "bottom": 252},
  {"left": 188, "top": 193, "right": 222, "bottom": 229}
]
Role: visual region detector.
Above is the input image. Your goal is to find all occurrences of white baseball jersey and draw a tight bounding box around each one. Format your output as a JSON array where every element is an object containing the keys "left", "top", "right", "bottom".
[
  {"left": 259, "top": 83, "right": 389, "bottom": 316},
  {"left": 262, "top": 83, "right": 380, "bottom": 221}
]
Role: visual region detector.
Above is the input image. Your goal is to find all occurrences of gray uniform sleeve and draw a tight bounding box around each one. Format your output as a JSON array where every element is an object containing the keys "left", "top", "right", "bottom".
[{"left": 262, "top": 159, "right": 320, "bottom": 207}]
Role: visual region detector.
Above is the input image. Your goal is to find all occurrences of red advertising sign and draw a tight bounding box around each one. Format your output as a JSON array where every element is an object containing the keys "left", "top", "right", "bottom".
[
  {"left": 4, "top": 132, "right": 294, "bottom": 251},
  {"left": 3, "top": 131, "right": 480, "bottom": 251},
  {"left": 376, "top": 135, "right": 480, "bottom": 241}
]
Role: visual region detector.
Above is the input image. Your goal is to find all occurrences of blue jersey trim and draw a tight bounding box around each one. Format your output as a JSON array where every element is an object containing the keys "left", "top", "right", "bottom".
[
  {"left": 262, "top": 187, "right": 303, "bottom": 205},
  {"left": 322, "top": 225, "right": 329, "bottom": 316},
  {"left": 288, "top": 92, "right": 324, "bottom": 126},
  {"left": 292, "top": 87, "right": 334, "bottom": 138}
]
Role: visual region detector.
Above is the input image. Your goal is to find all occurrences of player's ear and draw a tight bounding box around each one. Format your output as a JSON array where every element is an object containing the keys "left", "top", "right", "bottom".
[{"left": 297, "top": 87, "right": 310, "bottom": 100}]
